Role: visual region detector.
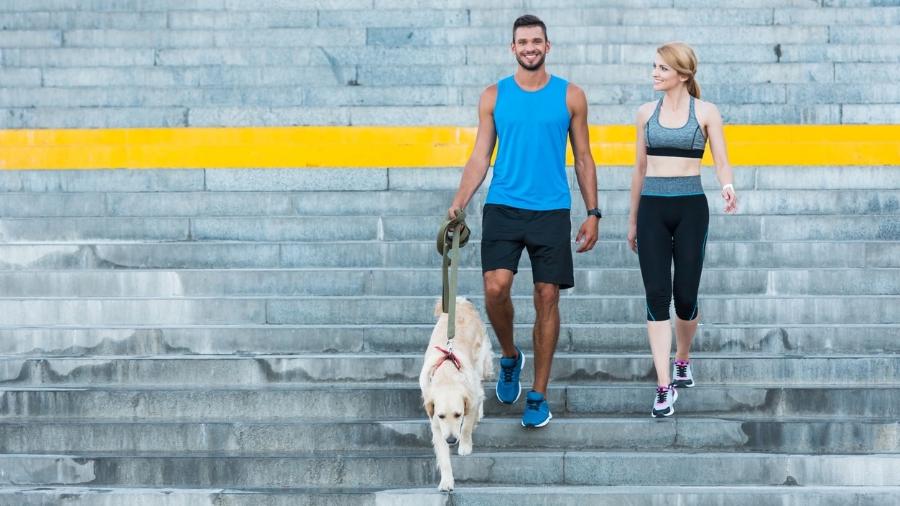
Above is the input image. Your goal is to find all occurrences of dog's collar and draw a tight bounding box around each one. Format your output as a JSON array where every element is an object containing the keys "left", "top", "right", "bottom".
[{"left": 433, "top": 345, "right": 462, "bottom": 371}]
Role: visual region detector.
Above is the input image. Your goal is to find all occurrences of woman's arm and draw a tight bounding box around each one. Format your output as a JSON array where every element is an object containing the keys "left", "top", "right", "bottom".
[{"left": 703, "top": 102, "right": 737, "bottom": 214}]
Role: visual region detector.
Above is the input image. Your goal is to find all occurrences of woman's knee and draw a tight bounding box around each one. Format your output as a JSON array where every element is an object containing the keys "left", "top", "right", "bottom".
[
  {"left": 644, "top": 284, "right": 671, "bottom": 321},
  {"left": 645, "top": 298, "right": 670, "bottom": 321},
  {"left": 674, "top": 296, "right": 699, "bottom": 321}
]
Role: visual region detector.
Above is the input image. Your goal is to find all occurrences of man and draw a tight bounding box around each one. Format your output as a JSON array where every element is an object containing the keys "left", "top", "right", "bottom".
[{"left": 447, "top": 14, "right": 600, "bottom": 428}]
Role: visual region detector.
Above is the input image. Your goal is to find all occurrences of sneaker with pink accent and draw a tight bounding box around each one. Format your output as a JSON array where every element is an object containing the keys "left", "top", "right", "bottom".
[
  {"left": 651, "top": 385, "right": 678, "bottom": 418},
  {"left": 672, "top": 359, "right": 695, "bottom": 388}
]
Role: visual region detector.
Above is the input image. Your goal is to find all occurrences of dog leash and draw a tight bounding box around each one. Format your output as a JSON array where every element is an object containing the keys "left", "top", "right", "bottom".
[{"left": 436, "top": 210, "right": 470, "bottom": 353}]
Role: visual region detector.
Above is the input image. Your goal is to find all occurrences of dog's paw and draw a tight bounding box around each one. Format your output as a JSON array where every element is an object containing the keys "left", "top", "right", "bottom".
[
  {"left": 438, "top": 478, "right": 454, "bottom": 492},
  {"left": 458, "top": 441, "right": 473, "bottom": 456}
]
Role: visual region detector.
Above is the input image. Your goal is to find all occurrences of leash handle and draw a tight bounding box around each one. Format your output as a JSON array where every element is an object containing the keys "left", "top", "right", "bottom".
[
  {"left": 439, "top": 211, "right": 468, "bottom": 346},
  {"left": 443, "top": 221, "right": 461, "bottom": 343}
]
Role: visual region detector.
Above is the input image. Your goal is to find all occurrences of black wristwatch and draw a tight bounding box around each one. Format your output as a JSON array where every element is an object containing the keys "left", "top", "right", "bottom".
[{"left": 587, "top": 208, "right": 602, "bottom": 219}]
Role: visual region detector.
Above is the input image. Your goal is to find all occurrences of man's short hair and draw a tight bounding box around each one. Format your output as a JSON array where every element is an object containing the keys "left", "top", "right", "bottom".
[{"left": 512, "top": 14, "right": 547, "bottom": 41}]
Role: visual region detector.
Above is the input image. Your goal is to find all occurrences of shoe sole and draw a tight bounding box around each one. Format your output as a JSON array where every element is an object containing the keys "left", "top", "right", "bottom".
[
  {"left": 522, "top": 411, "right": 552, "bottom": 428},
  {"left": 495, "top": 353, "right": 525, "bottom": 404},
  {"left": 651, "top": 407, "right": 674, "bottom": 418}
]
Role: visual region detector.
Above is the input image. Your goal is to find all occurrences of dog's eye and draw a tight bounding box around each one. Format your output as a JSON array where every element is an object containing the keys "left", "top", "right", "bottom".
[
  {"left": 438, "top": 414, "right": 445, "bottom": 419},
  {"left": 454, "top": 413, "right": 461, "bottom": 418}
]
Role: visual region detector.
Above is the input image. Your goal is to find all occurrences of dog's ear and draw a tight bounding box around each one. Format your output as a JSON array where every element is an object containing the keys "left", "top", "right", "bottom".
[
  {"left": 463, "top": 388, "right": 473, "bottom": 415},
  {"left": 425, "top": 400, "right": 435, "bottom": 418}
]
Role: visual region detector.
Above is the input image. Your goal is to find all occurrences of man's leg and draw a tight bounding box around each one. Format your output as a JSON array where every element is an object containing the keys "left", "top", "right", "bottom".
[
  {"left": 520, "top": 209, "right": 571, "bottom": 428},
  {"left": 483, "top": 269, "right": 516, "bottom": 359},
  {"left": 524, "top": 208, "right": 572, "bottom": 394},
  {"left": 481, "top": 205, "right": 527, "bottom": 405},
  {"left": 531, "top": 282, "right": 560, "bottom": 394},
  {"left": 486, "top": 267, "right": 525, "bottom": 405}
]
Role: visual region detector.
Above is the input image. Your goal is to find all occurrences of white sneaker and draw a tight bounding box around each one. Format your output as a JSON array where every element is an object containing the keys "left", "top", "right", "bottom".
[
  {"left": 672, "top": 359, "right": 695, "bottom": 388},
  {"left": 651, "top": 385, "right": 678, "bottom": 418}
]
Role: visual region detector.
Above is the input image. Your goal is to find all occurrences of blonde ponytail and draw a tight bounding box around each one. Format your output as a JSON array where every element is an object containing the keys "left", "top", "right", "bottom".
[{"left": 686, "top": 78, "right": 701, "bottom": 99}]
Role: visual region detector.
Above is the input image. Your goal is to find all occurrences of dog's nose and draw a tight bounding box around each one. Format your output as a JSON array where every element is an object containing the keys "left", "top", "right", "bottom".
[{"left": 445, "top": 436, "right": 458, "bottom": 446}]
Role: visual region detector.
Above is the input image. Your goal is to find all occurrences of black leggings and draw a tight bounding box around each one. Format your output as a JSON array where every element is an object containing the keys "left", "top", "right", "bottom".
[{"left": 637, "top": 194, "right": 709, "bottom": 321}]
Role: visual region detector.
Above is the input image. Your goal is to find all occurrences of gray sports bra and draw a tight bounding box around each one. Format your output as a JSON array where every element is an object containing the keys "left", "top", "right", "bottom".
[{"left": 645, "top": 96, "right": 707, "bottom": 159}]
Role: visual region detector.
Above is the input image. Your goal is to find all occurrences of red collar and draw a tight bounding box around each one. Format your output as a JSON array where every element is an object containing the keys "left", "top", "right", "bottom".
[{"left": 433, "top": 346, "right": 462, "bottom": 371}]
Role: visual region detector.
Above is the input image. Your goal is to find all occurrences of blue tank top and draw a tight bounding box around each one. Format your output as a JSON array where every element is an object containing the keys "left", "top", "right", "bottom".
[{"left": 486, "top": 74, "right": 571, "bottom": 210}]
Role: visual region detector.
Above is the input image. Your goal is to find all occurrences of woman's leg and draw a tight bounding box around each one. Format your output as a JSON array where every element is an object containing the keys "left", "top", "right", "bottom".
[
  {"left": 672, "top": 194, "right": 710, "bottom": 361},
  {"left": 637, "top": 196, "right": 674, "bottom": 387}
]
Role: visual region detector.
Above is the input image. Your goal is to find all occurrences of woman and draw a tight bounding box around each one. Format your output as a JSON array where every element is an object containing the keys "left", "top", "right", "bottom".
[{"left": 628, "top": 42, "right": 737, "bottom": 418}]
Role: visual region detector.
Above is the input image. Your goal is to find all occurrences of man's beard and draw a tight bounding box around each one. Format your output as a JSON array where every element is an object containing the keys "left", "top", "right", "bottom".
[{"left": 516, "top": 52, "right": 545, "bottom": 71}]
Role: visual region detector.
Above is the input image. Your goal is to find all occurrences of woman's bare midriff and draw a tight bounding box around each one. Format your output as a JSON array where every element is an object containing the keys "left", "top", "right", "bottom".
[{"left": 646, "top": 156, "right": 702, "bottom": 178}]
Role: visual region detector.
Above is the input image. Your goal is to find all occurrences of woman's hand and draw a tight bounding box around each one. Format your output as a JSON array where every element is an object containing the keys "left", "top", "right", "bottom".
[
  {"left": 722, "top": 184, "right": 737, "bottom": 214},
  {"left": 627, "top": 221, "right": 638, "bottom": 253}
]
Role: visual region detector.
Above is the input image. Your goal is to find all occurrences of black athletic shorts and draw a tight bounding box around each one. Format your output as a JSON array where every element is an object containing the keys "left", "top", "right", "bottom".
[{"left": 481, "top": 204, "right": 574, "bottom": 289}]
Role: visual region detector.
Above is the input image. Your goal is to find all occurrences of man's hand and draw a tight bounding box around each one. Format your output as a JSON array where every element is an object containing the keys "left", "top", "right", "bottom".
[
  {"left": 447, "top": 207, "right": 462, "bottom": 220},
  {"left": 575, "top": 216, "right": 599, "bottom": 253}
]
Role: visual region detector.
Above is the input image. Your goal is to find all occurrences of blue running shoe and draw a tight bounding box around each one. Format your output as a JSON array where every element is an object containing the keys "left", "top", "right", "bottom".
[
  {"left": 521, "top": 390, "right": 552, "bottom": 428},
  {"left": 495, "top": 347, "right": 524, "bottom": 404}
]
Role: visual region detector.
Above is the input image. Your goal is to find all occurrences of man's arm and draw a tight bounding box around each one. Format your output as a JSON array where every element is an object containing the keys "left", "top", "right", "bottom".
[
  {"left": 567, "top": 84, "right": 599, "bottom": 253},
  {"left": 449, "top": 85, "right": 498, "bottom": 218}
]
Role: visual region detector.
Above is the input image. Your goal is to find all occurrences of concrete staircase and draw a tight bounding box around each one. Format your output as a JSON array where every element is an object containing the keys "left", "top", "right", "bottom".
[
  {"left": 0, "top": 0, "right": 898, "bottom": 127},
  {"left": 0, "top": 0, "right": 898, "bottom": 504},
  {"left": 0, "top": 166, "right": 897, "bottom": 504}
]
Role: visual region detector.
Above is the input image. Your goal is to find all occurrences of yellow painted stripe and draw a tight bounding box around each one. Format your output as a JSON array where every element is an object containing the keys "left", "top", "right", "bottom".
[{"left": 0, "top": 125, "right": 897, "bottom": 169}]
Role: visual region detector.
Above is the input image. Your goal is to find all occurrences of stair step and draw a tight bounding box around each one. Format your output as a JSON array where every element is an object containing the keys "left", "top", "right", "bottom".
[
  {"left": 3, "top": 384, "right": 895, "bottom": 419},
  {"left": 375, "top": 485, "right": 900, "bottom": 506},
  {"left": 0, "top": 215, "right": 896, "bottom": 242},
  {"left": 0, "top": 418, "right": 894, "bottom": 454},
  {"left": 0, "top": 452, "right": 895, "bottom": 487},
  {"left": 3, "top": 485, "right": 900, "bottom": 506},
  {"left": 0, "top": 323, "right": 896, "bottom": 355},
  {"left": 0, "top": 268, "right": 896, "bottom": 297},
  {"left": 0, "top": 486, "right": 374, "bottom": 506},
  {"left": 1, "top": 189, "right": 897, "bottom": 217},
  {"left": 0, "top": 354, "right": 897, "bottom": 385},
  {"left": 0, "top": 241, "right": 894, "bottom": 269},
  {"left": 0, "top": 295, "right": 894, "bottom": 325}
]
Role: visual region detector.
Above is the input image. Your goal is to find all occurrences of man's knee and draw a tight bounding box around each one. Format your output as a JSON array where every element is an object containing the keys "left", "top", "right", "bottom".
[
  {"left": 484, "top": 272, "right": 513, "bottom": 303},
  {"left": 533, "top": 283, "right": 560, "bottom": 308}
]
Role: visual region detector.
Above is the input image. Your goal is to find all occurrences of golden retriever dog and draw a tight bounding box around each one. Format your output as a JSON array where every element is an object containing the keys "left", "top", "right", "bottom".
[{"left": 419, "top": 297, "right": 494, "bottom": 491}]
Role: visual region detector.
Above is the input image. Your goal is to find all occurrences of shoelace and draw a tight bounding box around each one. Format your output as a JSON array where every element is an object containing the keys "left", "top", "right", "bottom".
[
  {"left": 676, "top": 363, "right": 688, "bottom": 378},
  {"left": 526, "top": 397, "right": 543, "bottom": 411},
  {"left": 656, "top": 388, "right": 668, "bottom": 405},
  {"left": 501, "top": 358, "right": 517, "bottom": 382}
]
